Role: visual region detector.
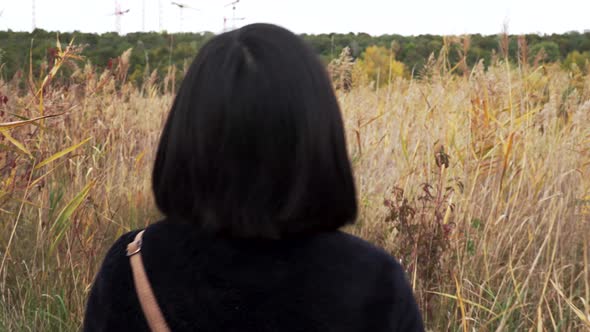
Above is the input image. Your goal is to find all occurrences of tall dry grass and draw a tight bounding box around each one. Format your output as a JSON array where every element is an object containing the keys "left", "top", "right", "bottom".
[{"left": 1, "top": 41, "right": 589, "bottom": 331}]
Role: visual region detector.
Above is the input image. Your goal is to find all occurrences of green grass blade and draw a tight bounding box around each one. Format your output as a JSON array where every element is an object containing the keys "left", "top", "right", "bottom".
[
  {"left": 1, "top": 131, "right": 32, "bottom": 156},
  {"left": 35, "top": 137, "right": 92, "bottom": 170},
  {"left": 49, "top": 180, "right": 95, "bottom": 255}
]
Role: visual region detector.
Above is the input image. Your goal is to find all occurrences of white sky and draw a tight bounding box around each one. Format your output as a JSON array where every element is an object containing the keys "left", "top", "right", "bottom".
[{"left": 0, "top": 0, "right": 588, "bottom": 36}]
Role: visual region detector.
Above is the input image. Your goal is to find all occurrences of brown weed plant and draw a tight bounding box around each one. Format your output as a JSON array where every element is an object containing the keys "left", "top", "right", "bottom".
[{"left": 383, "top": 144, "right": 460, "bottom": 320}]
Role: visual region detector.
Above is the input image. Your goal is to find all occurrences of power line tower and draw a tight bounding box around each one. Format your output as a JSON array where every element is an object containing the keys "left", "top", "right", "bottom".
[
  {"left": 171, "top": 2, "right": 200, "bottom": 32},
  {"left": 223, "top": 16, "right": 245, "bottom": 32},
  {"left": 109, "top": 1, "right": 130, "bottom": 34},
  {"left": 224, "top": 0, "right": 244, "bottom": 31}
]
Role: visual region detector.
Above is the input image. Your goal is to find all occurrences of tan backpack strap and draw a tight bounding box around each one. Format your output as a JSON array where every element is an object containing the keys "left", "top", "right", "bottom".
[{"left": 127, "top": 230, "right": 171, "bottom": 332}]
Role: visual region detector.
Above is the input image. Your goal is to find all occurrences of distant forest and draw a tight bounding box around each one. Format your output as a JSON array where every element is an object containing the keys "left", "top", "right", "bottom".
[{"left": 1, "top": 29, "right": 590, "bottom": 83}]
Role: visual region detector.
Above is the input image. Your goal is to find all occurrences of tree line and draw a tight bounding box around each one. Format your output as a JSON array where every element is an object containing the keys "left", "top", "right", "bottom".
[{"left": 1, "top": 29, "right": 590, "bottom": 84}]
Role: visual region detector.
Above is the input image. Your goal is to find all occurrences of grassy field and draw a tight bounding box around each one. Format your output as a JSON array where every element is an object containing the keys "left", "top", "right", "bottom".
[{"left": 1, "top": 44, "right": 589, "bottom": 331}]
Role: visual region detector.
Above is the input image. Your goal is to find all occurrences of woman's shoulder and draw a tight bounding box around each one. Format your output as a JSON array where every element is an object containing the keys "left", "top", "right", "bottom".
[
  {"left": 97, "top": 221, "right": 180, "bottom": 267},
  {"left": 83, "top": 229, "right": 147, "bottom": 331},
  {"left": 102, "top": 220, "right": 192, "bottom": 255},
  {"left": 312, "top": 230, "right": 403, "bottom": 267},
  {"left": 99, "top": 229, "right": 143, "bottom": 268},
  {"left": 322, "top": 232, "right": 423, "bottom": 331}
]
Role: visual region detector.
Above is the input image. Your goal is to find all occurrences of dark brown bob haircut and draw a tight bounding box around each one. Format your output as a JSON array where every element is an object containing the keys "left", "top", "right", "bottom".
[{"left": 152, "top": 23, "right": 357, "bottom": 238}]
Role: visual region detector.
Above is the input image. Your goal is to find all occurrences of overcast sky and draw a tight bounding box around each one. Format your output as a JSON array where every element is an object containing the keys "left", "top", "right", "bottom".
[{"left": 0, "top": 0, "right": 588, "bottom": 36}]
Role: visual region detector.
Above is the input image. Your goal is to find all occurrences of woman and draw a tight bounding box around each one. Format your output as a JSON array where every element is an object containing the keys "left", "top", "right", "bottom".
[{"left": 83, "top": 23, "right": 424, "bottom": 331}]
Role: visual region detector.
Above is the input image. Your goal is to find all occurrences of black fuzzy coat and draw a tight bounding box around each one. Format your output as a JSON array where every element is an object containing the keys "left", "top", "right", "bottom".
[{"left": 83, "top": 221, "right": 424, "bottom": 331}]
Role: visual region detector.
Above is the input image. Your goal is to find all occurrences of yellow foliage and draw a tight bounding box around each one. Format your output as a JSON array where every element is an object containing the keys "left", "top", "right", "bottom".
[{"left": 356, "top": 45, "right": 405, "bottom": 87}]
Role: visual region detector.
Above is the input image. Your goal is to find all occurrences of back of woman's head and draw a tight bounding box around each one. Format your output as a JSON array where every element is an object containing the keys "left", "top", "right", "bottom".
[{"left": 153, "top": 23, "right": 357, "bottom": 238}]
